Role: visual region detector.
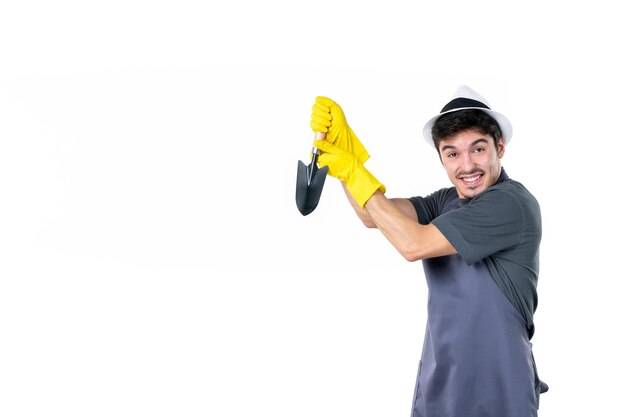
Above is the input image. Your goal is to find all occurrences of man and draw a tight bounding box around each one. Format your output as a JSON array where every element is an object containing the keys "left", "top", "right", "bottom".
[{"left": 310, "top": 85, "right": 547, "bottom": 417}]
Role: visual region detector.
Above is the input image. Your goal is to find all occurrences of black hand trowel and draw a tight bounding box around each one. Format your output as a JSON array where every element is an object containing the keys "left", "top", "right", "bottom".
[{"left": 296, "top": 132, "right": 328, "bottom": 216}]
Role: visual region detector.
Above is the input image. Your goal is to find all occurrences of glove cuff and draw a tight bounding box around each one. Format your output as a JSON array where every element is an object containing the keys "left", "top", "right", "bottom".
[{"left": 346, "top": 164, "right": 386, "bottom": 208}]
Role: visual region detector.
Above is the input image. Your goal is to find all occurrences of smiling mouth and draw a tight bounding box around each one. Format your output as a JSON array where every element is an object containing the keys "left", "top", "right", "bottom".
[{"left": 459, "top": 173, "right": 483, "bottom": 186}]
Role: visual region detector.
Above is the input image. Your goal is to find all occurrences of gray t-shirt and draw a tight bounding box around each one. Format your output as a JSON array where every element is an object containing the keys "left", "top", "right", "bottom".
[{"left": 409, "top": 169, "right": 542, "bottom": 337}]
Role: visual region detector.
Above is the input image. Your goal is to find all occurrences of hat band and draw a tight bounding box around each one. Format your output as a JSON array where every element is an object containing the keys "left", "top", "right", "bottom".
[{"left": 440, "top": 97, "right": 490, "bottom": 113}]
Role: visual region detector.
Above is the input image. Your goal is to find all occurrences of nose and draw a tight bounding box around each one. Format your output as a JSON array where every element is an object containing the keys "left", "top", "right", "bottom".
[{"left": 460, "top": 153, "right": 476, "bottom": 172}]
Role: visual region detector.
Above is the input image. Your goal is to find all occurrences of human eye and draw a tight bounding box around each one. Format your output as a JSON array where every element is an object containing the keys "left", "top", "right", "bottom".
[
  {"left": 446, "top": 151, "right": 457, "bottom": 158},
  {"left": 473, "top": 146, "right": 486, "bottom": 153}
]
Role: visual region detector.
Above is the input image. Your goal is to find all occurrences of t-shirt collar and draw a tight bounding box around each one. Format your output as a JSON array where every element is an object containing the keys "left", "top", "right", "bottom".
[{"left": 495, "top": 167, "right": 509, "bottom": 185}]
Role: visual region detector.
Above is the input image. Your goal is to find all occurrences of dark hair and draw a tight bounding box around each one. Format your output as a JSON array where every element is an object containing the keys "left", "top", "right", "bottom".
[{"left": 431, "top": 109, "right": 502, "bottom": 152}]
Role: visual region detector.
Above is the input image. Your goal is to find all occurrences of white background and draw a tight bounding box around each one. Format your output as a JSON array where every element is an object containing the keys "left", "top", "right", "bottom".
[{"left": 1, "top": 1, "right": 624, "bottom": 416}]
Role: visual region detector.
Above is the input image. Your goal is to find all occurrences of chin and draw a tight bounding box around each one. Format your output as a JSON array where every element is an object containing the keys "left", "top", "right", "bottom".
[{"left": 460, "top": 186, "right": 485, "bottom": 199}]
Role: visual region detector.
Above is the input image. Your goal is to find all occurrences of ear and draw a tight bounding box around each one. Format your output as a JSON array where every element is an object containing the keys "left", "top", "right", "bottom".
[{"left": 497, "top": 139, "right": 505, "bottom": 159}]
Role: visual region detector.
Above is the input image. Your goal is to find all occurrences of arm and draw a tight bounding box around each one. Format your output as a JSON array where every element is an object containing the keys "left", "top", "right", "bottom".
[
  {"left": 341, "top": 182, "right": 419, "bottom": 228},
  {"left": 308, "top": 97, "right": 454, "bottom": 260},
  {"left": 314, "top": 137, "right": 454, "bottom": 260},
  {"left": 363, "top": 191, "right": 457, "bottom": 261}
]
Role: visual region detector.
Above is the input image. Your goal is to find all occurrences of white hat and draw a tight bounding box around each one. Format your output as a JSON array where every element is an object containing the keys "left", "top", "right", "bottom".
[{"left": 422, "top": 85, "right": 513, "bottom": 148}]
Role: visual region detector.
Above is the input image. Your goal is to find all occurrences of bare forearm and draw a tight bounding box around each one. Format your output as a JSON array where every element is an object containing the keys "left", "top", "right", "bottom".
[
  {"left": 363, "top": 191, "right": 421, "bottom": 258},
  {"left": 342, "top": 182, "right": 377, "bottom": 227},
  {"left": 364, "top": 191, "right": 457, "bottom": 261}
]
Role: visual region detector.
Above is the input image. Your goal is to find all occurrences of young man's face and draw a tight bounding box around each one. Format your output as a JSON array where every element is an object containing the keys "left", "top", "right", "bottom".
[{"left": 438, "top": 128, "right": 505, "bottom": 199}]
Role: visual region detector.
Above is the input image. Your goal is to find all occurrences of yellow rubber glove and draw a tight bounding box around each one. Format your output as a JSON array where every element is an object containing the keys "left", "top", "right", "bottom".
[
  {"left": 315, "top": 139, "right": 385, "bottom": 208},
  {"left": 310, "top": 96, "right": 370, "bottom": 165}
]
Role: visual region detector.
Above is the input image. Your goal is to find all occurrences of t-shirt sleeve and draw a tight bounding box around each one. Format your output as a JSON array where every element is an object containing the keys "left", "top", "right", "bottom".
[
  {"left": 408, "top": 188, "right": 456, "bottom": 225},
  {"left": 431, "top": 187, "right": 524, "bottom": 264}
]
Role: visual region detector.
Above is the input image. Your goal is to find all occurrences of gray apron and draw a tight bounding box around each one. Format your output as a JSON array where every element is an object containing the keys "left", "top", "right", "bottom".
[{"left": 410, "top": 204, "right": 539, "bottom": 417}]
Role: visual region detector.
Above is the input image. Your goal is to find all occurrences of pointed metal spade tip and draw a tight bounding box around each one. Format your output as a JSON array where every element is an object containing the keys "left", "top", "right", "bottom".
[
  {"left": 296, "top": 164, "right": 327, "bottom": 215},
  {"left": 295, "top": 153, "right": 328, "bottom": 216},
  {"left": 296, "top": 131, "right": 327, "bottom": 216},
  {"left": 295, "top": 160, "right": 313, "bottom": 215}
]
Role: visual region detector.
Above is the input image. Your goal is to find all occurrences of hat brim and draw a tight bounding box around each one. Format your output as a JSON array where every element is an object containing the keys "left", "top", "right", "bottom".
[{"left": 422, "top": 107, "right": 513, "bottom": 148}]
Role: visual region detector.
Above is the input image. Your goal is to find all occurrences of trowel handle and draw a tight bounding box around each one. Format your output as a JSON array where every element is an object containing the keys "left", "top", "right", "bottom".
[
  {"left": 309, "top": 132, "right": 326, "bottom": 183},
  {"left": 311, "top": 131, "right": 326, "bottom": 159}
]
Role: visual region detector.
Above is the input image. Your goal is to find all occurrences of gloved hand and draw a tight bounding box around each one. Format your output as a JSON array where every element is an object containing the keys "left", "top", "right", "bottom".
[
  {"left": 315, "top": 139, "right": 385, "bottom": 208},
  {"left": 310, "top": 96, "right": 370, "bottom": 164}
]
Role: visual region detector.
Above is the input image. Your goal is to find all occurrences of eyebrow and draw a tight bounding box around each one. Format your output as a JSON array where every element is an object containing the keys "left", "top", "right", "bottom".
[{"left": 440, "top": 138, "right": 489, "bottom": 153}]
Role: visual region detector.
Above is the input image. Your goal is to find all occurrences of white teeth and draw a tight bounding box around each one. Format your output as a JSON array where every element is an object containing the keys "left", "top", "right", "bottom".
[{"left": 463, "top": 175, "right": 480, "bottom": 182}]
